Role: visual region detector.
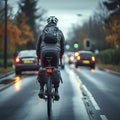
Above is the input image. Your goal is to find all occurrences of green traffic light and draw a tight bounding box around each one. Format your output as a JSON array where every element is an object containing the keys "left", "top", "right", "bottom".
[{"left": 74, "top": 43, "right": 79, "bottom": 48}]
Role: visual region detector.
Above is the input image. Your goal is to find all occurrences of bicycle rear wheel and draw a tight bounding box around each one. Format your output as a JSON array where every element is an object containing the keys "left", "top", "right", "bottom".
[{"left": 47, "top": 76, "right": 52, "bottom": 117}]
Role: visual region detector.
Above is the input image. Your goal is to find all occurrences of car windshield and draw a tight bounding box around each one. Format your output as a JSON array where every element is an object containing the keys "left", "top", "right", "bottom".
[
  {"left": 80, "top": 53, "right": 92, "bottom": 57},
  {"left": 79, "top": 51, "right": 94, "bottom": 58},
  {"left": 18, "top": 50, "right": 36, "bottom": 57}
]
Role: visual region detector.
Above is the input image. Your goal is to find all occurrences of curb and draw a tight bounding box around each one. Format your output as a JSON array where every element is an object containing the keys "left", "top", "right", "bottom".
[
  {"left": 0, "top": 82, "right": 15, "bottom": 91},
  {"left": 97, "top": 67, "right": 120, "bottom": 76},
  {"left": 0, "top": 71, "right": 15, "bottom": 91},
  {"left": 0, "top": 71, "right": 14, "bottom": 79}
]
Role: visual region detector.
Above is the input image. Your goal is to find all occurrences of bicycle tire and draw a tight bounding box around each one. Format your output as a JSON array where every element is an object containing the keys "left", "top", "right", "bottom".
[{"left": 47, "top": 76, "right": 52, "bottom": 117}]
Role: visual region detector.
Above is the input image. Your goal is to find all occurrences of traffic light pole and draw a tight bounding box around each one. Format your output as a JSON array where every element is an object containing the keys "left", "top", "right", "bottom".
[{"left": 4, "top": 0, "right": 8, "bottom": 68}]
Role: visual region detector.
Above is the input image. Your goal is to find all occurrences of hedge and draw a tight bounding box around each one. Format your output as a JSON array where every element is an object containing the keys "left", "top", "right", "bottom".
[{"left": 96, "top": 48, "right": 120, "bottom": 65}]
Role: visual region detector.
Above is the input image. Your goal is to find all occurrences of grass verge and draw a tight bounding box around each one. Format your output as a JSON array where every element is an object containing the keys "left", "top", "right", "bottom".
[
  {"left": 0, "top": 67, "right": 14, "bottom": 74},
  {"left": 97, "top": 64, "right": 120, "bottom": 73}
]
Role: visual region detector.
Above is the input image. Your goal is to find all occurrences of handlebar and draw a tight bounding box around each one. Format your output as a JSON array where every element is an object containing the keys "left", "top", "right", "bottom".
[{"left": 60, "top": 58, "right": 62, "bottom": 66}]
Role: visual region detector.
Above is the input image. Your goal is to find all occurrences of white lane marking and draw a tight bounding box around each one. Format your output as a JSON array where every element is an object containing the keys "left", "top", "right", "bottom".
[
  {"left": 65, "top": 66, "right": 108, "bottom": 119},
  {"left": 100, "top": 115, "right": 108, "bottom": 120},
  {"left": 65, "top": 67, "right": 91, "bottom": 120},
  {"left": 82, "top": 85, "right": 100, "bottom": 110},
  {"left": 65, "top": 66, "right": 82, "bottom": 91},
  {"left": 66, "top": 66, "right": 100, "bottom": 111}
]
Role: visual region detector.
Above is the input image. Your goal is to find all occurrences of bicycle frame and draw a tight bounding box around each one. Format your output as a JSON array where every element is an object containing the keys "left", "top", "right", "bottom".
[
  {"left": 38, "top": 56, "right": 63, "bottom": 118},
  {"left": 45, "top": 67, "right": 55, "bottom": 118},
  {"left": 46, "top": 67, "right": 54, "bottom": 117}
]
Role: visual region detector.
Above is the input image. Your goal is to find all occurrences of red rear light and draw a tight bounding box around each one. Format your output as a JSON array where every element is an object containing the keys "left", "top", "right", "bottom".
[
  {"left": 77, "top": 56, "right": 81, "bottom": 60},
  {"left": 15, "top": 57, "right": 21, "bottom": 63},
  {"left": 91, "top": 56, "right": 95, "bottom": 62},
  {"left": 46, "top": 68, "right": 53, "bottom": 73}
]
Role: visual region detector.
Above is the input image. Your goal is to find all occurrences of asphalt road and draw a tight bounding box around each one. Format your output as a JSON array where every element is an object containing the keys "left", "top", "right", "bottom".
[
  {"left": 0, "top": 65, "right": 120, "bottom": 120},
  {"left": 0, "top": 66, "right": 89, "bottom": 120},
  {"left": 74, "top": 65, "right": 120, "bottom": 120}
]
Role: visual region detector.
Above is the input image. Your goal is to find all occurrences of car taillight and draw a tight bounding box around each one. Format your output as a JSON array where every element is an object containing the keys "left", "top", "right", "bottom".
[
  {"left": 77, "top": 56, "right": 81, "bottom": 60},
  {"left": 70, "top": 56, "right": 74, "bottom": 61},
  {"left": 15, "top": 57, "right": 21, "bottom": 63},
  {"left": 74, "top": 52, "right": 79, "bottom": 57},
  {"left": 91, "top": 56, "right": 95, "bottom": 62}
]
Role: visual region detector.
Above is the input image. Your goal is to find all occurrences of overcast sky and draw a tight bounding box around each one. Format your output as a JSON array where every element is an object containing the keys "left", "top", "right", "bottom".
[
  {"left": 39, "top": 0, "right": 99, "bottom": 38},
  {"left": 39, "top": 0, "right": 98, "bottom": 11},
  {"left": 8, "top": 0, "right": 100, "bottom": 38}
]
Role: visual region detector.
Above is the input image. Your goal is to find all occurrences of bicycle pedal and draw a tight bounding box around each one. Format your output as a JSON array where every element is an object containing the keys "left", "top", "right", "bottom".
[
  {"left": 54, "top": 95, "right": 60, "bottom": 101},
  {"left": 38, "top": 94, "right": 44, "bottom": 99}
]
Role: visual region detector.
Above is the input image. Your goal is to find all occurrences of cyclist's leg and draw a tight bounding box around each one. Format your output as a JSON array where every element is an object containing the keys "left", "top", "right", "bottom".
[
  {"left": 51, "top": 51, "right": 59, "bottom": 68},
  {"left": 52, "top": 52, "right": 60, "bottom": 100},
  {"left": 38, "top": 53, "right": 46, "bottom": 98}
]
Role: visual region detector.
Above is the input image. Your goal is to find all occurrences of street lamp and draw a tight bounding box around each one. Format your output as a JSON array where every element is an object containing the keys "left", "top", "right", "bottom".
[{"left": 4, "top": 0, "right": 8, "bottom": 68}]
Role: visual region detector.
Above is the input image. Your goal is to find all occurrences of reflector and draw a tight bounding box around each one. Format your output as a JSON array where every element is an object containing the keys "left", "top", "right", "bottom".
[{"left": 46, "top": 68, "right": 53, "bottom": 73}]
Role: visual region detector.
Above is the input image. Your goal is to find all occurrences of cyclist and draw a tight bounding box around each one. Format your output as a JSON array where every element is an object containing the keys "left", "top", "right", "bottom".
[{"left": 36, "top": 16, "right": 65, "bottom": 100}]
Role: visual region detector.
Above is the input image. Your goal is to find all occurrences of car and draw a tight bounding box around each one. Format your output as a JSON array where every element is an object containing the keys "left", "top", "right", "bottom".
[
  {"left": 67, "top": 52, "right": 75, "bottom": 65},
  {"left": 75, "top": 50, "right": 96, "bottom": 69},
  {"left": 13, "top": 50, "right": 40, "bottom": 75}
]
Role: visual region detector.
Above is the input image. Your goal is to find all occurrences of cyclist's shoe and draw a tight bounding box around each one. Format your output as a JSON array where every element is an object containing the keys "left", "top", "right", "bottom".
[
  {"left": 54, "top": 90, "right": 60, "bottom": 101},
  {"left": 38, "top": 89, "right": 44, "bottom": 98}
]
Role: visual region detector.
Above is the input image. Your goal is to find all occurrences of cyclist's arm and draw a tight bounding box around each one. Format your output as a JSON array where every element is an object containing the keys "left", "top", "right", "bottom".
[
  {"left": 60, "top": 31, "right": 65, "bottom": 59},
  {"left": 36, "top": 35, "right": 42, "bottom": 59}
]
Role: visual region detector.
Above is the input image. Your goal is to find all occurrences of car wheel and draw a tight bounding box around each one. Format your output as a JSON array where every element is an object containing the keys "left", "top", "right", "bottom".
[
  {"left": 15, "top": 70, "right": 21, "bottom": 75},
  {"left": 75, "top": 64, "right": 78, "bottom": 68},
  {"left": 90, "top": 65, "right": 95, "bottom": 69}
]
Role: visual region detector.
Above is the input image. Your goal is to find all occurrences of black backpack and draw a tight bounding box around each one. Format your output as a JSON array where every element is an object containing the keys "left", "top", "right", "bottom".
[{"left": 42, "top": 26, "right": 59, "bottom": 44}]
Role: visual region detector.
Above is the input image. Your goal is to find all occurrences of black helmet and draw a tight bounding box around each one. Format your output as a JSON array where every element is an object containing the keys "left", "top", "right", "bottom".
[{"left": 47, "top": 16, "right": 58, "bottom": 24}]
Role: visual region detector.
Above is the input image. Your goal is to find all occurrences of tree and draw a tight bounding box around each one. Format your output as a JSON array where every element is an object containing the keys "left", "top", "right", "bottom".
[
  {"left": 0, "top": 1, "right": 4, "bottom": 22},
  {"left": 18, "top": 0, "right": 46, "bottom": 39},
  {"left": 15, "top": 12, "right": 34, "bottom": 48},
  {"left": 0, "top": 4, "right": 23, "bottom": 52},
  {"left": 104, "top": 15, "right": 120, "bottom": 48},
  {"left": 103, "top": 0, "right": 119, "bottom": 10},
  {"left": 103, "top": 0, "right": 120, "bottom": 48},
  {"left": 0, "top": 18, "right": 21, "bottom": 51},
  {"left": 0, "top": 12, "right": 35, "bottom": 51}
]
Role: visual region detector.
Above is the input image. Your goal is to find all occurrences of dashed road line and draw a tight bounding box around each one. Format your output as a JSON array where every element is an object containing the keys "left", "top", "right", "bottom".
[
  {"left": 62, "top": 66, "right": 109, "bottom": 120},
  {"left": 82, "top": 85, "right": 100, "bottom": 111}
]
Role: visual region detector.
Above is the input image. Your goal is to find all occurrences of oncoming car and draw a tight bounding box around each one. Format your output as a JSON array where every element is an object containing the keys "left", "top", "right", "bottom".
[
  {"left": 14, "top": 50, "right": 40, "bottom": 75},
  {"left": 75, "top": 51, "right": 96, "bottom": 69}
]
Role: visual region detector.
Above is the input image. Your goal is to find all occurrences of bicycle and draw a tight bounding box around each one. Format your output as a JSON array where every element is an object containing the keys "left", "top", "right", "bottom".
[{"left": 38, "top": 56, "right": 63, "bottom": 118}]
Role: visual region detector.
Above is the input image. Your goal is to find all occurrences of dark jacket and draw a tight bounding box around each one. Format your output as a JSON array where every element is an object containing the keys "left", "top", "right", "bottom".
[{"left": 36, "top": 23, "right": 65, "bottom": 59}]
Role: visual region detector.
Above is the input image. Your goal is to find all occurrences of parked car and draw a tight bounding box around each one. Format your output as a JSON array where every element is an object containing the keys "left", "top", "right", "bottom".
[
  {"left": 14, "top": 50, "right": 40, "bottom": 75},
  {"left": 75, "top": 50, "right": 96, "bottom": 69}
]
